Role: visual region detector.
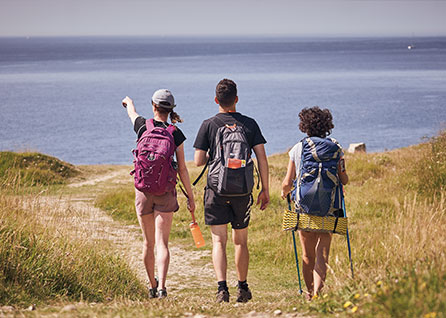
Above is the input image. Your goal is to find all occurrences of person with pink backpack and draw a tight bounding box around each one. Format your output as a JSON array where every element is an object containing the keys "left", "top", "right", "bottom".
[{"left": 122, "top": 89, "right": 195, "bottom": 299}]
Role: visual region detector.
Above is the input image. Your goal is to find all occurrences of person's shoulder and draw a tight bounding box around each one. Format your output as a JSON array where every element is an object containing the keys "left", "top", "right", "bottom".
[
  {"left": 327, "top": 136, "right": 342, "bottom": 148},
  {"left": 135, "top": 116, "right": 146, "bottom": 124},
  {"left": 237, "top": 113, "right": 261, "bottom": 130},
  {"left": 290, "top": 141, "right": 303, "bottom": 152},
  {"left": 134, "top": 116, "right": 147, "bottom": 130},
  {"left": 200, "top": 115, "right": 218, "bottom": 125},
  {"left": 200, "top": 114, "right": 223, "bottom": 129}
]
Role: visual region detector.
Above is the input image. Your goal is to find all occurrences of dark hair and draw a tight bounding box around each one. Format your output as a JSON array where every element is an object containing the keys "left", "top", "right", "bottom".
[
  {"left": 154, "top": 105, "right": 183, "bottom": 124},
  {"left": 216, "top": 78, "right": 237, "bottom": 107},
  {"left": 298, "top": 106, "right": 334, "bottom": 137}
]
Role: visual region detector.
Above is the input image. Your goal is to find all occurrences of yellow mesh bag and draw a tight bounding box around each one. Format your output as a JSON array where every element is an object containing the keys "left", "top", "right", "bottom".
[{"left": 282, "top": 209, "right": 348, "bottom": 235}]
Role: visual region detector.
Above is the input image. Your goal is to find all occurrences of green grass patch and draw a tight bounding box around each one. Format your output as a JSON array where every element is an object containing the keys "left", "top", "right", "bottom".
[
  {"left": 415, "top": 131, "right": 446, "bottom": 196},
  {"left": 95, "top": 185, "right": 136, "bottom": 225},
  {"left": 13, "top": 132, "right": 444, "bottom": 317},
  {"left": 0, "top": 151, "right": 79, "bottom": 188},
  {"left": 0, "top": 196, "right": 145, "bottom": 307}
]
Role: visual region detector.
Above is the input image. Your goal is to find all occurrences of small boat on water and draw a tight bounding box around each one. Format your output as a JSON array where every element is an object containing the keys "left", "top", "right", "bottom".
[{"left": 408, "top": 44, "right": 415, "bottom": 50}]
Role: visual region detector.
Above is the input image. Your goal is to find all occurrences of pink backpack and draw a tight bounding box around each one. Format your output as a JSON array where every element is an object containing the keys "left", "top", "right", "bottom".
[{"left": 131, "top": 119, "right": 177, "bottom": 195}]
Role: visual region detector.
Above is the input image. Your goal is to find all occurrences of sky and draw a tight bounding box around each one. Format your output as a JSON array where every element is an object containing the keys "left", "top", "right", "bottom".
[{"left": 1, "top": 0, "right": 445, "bottom": 37}]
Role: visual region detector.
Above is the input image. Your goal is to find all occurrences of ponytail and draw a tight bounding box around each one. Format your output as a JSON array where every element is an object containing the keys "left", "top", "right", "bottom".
[
  {"left": 154, "top": 105, "right": 183, "bottom": 124},
  {"left": 170, "top": 110, "right": 183, "bottom": 124}
]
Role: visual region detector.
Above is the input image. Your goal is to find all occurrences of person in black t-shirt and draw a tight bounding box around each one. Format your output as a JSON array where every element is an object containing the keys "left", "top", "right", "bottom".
[
  {"left": 193, "top": 79, "right": 270, "bottom": 303},
  {"left": 122, "top": 89, "right": 195, "bottom": 299}
]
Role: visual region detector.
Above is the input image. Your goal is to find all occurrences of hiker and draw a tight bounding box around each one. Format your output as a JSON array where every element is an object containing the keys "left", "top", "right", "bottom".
[
  {"left": 281, "top": 106, "right": 348, "bottom": 300},
  {"left": 193, "top": 79, "right": 269, "bottom": 303},
  {"left": 122, "top": 89, "right": 196, "bottom": 299}
]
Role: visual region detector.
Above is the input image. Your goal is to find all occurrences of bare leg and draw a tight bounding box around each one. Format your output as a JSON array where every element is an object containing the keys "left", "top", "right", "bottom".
[
  {"left": 154, "top": 211, "right": 174, "bottom": 290},
  {"left": 299, "top": 231, "right": 318, "bottom": 297},
  {"left": 232, "top": 227, "right": 249, "bottom": 281},
  {"left": 210, "top": 224, "right": 228, "bottom": 282},
  {"left": 136, "top": 213, "right": 157, "bottom": 288},
  {"left": 313, "top": 233, "right": 332, "bottom": 296}
]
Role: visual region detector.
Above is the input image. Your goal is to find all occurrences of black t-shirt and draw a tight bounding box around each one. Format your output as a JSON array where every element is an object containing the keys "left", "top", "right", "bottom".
[
  {"left": 134, "top": 116, "right": 186, "bottom": 147},
  {"left": 193, "top": 112, "right": 266, "bottom": 159}
]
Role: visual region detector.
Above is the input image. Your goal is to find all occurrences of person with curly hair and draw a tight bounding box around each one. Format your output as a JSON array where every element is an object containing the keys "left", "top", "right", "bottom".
[{"left": 281, "top": 106, "right": 348, "bottom": 300}]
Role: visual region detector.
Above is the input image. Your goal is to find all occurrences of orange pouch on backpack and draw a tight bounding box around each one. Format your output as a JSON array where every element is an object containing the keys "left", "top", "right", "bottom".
[{"left": 227, "top": 158, "right": 246, "bottom": 169}]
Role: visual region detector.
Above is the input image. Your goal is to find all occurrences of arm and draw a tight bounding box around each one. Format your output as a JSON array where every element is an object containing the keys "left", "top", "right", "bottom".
[
  {"left": 338, "top": 157, "right": 349, "bottom": 185},
  {"left": 194, "top": 149, "right": 208, "bottom": 167},
  {"left": 176, "top": 144, "right": 196, "bottom": 217},
  {"left": 122, "top": 96, "right": 140, "bottom": 125},
  {"left": 281, "top": 159, "right": 296, "bottom": 199},
  {"left": 253, "top": 144, "right": 269, "bottom": 210}
]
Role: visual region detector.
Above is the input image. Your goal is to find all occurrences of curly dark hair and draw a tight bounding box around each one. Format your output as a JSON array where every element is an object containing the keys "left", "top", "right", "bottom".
[
  {"left": 299, "top": 106, "right": 334, "bottom": 137},
  {"left": 216, "top": 78, "right": 237, "bottom": 107}
]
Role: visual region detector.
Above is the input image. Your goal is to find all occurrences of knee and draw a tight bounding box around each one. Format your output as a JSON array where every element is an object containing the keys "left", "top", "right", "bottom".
[
  {"left": 302, "top": 253, "right": 315, "bottom": 265},
  {"left": 212, "top": 237, "right": 227, "bottom": 250},
  {"left": 143, "top": 239, "right": 155, "bottom": 250},
  {"left": 213, "top": 239, "right": 227, "bottom": 249},
  {"left": 233, "top": 237, "right": 248, "bottom": 248},
  {"left": 315, "top": 258, "right": 328, "bottom": 270}
]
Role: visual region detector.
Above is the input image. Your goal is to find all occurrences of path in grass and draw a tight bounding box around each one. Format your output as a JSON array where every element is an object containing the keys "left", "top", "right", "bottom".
[{"left": 46, "top": 166, "right": 216, "bottom": 292}]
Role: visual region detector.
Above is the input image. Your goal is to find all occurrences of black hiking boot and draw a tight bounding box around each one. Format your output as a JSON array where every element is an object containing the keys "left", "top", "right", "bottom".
[
  {"left": 158, "top": 289, "right": 168, "bottom": 299},
  {"left": 236, "top": 287, "right": 252, "bottom": 303},
  {"left": 216, "top": 289, "right": 230, "bottom": 303},
  {"left": 148, "top": 277, "right": 159, "bottom": 299}
]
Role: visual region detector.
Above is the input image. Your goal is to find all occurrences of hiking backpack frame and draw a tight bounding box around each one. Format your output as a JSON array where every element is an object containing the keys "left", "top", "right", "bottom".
[{"left": 282, "top": 137, "right": 354, "bottom": 287}]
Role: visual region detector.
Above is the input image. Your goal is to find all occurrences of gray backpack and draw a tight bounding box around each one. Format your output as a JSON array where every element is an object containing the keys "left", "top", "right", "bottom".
[{"left": 207, "top": 118, "right": 254, "bottom": 196}]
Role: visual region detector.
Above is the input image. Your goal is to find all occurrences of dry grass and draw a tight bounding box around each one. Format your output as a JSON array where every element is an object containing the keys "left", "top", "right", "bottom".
[{"left": 2, "top": 132, "right": 446, "bottom": 317}]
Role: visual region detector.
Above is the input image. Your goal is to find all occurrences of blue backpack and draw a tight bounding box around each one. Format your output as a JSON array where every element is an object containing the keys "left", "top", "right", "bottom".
[{"left": 291, "top": 137, "right": 344, "bottom": 217}]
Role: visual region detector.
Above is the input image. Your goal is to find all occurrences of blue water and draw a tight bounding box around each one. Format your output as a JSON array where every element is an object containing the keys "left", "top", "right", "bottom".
[{"left": 1, "top": 36, "right": 445, "bottom": 164}]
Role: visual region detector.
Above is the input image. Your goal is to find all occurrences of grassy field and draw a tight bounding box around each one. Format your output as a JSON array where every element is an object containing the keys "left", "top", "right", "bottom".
[
  {"left": 1, "top": 132, "right": 445, "bottom": 317},
  {"left": 0, "top": 153, "right": 146, "bottom": 308}
]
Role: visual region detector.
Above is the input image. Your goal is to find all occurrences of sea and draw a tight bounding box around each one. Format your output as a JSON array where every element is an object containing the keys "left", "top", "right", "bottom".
[{"left": 0, "top": 36, "right": 445, "bottom": 164}]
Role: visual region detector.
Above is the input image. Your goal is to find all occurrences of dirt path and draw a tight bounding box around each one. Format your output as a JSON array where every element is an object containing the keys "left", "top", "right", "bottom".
[
  {"left": 40, "top": 166, "right": 216, "bottom": 291},
  {"left": 6, "top": 166, "right": 313, "bottom": 318}
]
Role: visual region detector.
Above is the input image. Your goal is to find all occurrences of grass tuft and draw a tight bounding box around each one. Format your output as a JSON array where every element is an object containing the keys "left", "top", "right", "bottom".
[{"left": 0, "top": 151, "right": 79, "bottom": 188}]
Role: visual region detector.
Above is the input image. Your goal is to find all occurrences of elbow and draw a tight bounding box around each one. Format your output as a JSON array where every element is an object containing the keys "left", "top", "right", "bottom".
[
  {"left": 194, "top": 154, "right": 207, "bottom": 167},
  {"left": 194, "top": 159, "right": 202, "bottom": 167}
]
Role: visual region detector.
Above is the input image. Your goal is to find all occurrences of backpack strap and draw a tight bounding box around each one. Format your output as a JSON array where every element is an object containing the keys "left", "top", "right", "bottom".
[
  {"left": 192, "top": 156, "right": 210, "bottom": 186},
  {"left": 333, "top": 216, "right": 339, "bottom": 234},
  {"left": 192, "top": 118, "right": 224, "bottom": 187},
  {"left": 145, "top": 118, "right": 156, "bottom": 133},
  {"left": 146, "top": 118, "right": 176, "bottom": 138},
  {"left": 329, "top": 137, "right": 343, "bottom": 159},
  {"left": 306, "top": 137, "right": 321, "bottom": 162},
  {"left": 166, "top": 124, "right": 176, "bottom": 136},
  {"left": 294, "top": 141, "right": 304, "bottom": 204}
]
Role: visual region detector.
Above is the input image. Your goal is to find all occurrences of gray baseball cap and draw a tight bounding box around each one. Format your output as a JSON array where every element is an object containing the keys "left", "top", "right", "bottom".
[{"left": 151, "top": 89, "right": 176, "bottom": 109}]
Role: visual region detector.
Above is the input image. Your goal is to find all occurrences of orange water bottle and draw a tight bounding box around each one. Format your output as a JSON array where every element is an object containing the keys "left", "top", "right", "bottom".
[{"left": 189, "top": 222, "right": 205, "bottom": 248}]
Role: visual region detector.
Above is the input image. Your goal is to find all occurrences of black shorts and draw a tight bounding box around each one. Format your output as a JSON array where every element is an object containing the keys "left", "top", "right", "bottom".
[{"left": 204, "top": 187, "right": 253, "bottom": 229}]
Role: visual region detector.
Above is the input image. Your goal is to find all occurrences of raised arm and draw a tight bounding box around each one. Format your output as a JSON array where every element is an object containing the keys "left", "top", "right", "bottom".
[
  {"left": 253, "top": 143, "right": 269, "bottom": 210},
  {"left": 122, "top": 96, "right": 140, "bottom": 125}
]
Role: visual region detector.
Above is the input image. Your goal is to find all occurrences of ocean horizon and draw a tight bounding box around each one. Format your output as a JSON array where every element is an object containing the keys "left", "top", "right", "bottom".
[{"left": 1, "top": 36, "right": 445, "bottom": 164}]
